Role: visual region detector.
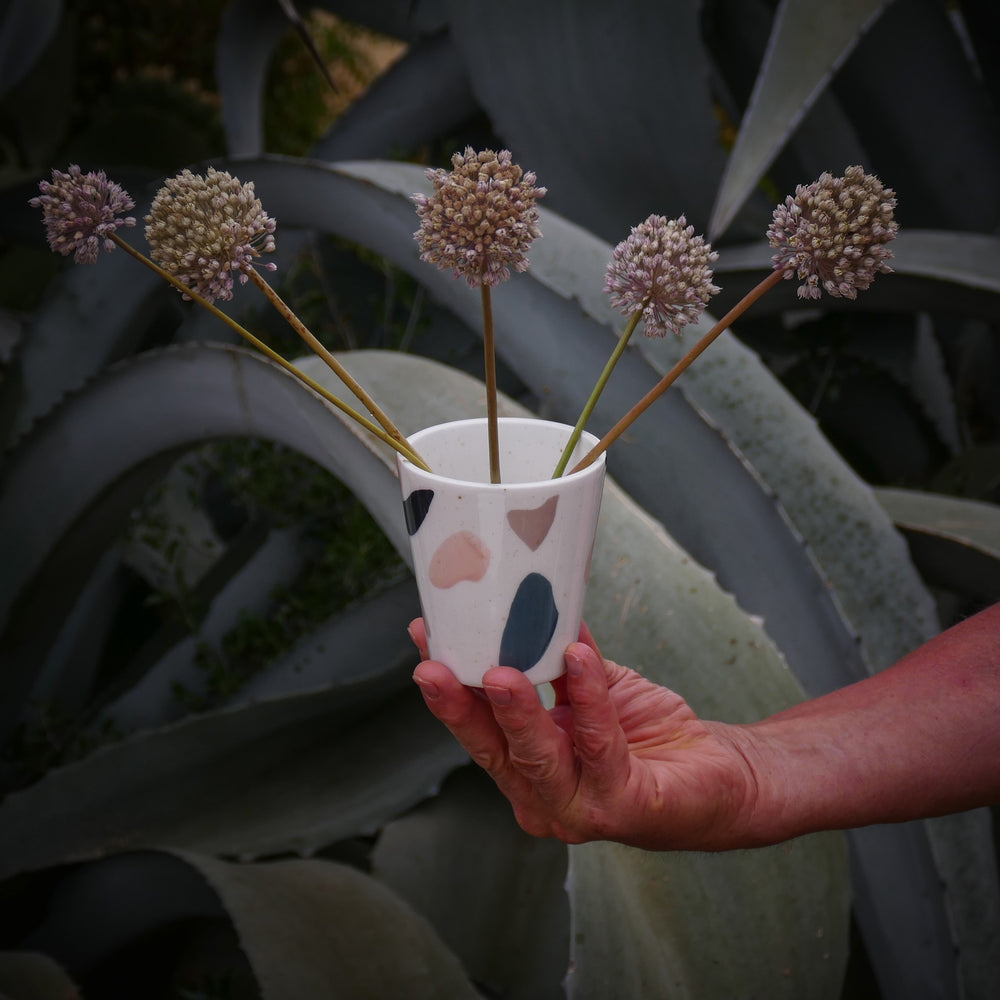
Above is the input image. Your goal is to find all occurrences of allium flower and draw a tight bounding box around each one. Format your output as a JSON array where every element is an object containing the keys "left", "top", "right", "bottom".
[
  {"left": 29, "top": 165, "right": 136, "bottom": 264},
  {"left": 412, "top": 147, "right": 546, "bottom": 288},
  {"left": 768, "top": 165, "right": 898, "bottom": 300},
  {"left": 144, "top": 167, "right": 277, "bottom": 303},
  {"left": 604, "top": 214, "right": 720, "bottom": 338}
]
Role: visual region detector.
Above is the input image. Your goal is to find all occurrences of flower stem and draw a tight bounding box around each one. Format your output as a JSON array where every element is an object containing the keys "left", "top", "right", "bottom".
[
  {"left": 109, "top": 233, "right": 431, "bottom": 471},
  {"left": 481, "top": 283, "right": 501, "bottom": 483},
  {"left": 570, "top": 268, "right": 787, "bottom": 473},
  {"left": 552, "top": 306, "right": 644, "bottom": 478},
  {"left": 247, "top": 268, "right": 423, "bottom": 464}
]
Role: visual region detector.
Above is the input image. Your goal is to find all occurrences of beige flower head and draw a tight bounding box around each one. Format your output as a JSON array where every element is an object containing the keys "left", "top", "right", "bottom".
[
  {"left": 30, "top": 165, "right": 136, "bottom": 264},
  {"left": 145, "top": 167, "right": 277, "bottom": 303},
  {"left": 412, "top": 147, "right": 546, "bottom": 288},
  {"left": 604, "top": 214, "right": 720, "bottom": 338},
  {"left": 768, "top": 166, "right": 898, "bottom": 300}
]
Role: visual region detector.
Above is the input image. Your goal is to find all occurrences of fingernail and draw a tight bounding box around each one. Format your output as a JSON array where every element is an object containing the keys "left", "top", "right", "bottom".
[
  {"left": 566, "top": 649, "right": 584, "bottom": 677},
  {"left": 484, "top": 684, "right": 512, "bottom": 706},
  {"left": 414, "top": 676, "right": 440, "bottom": 700}
]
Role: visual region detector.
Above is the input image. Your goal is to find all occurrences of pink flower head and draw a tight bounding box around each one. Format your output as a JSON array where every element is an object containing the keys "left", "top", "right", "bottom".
[
  {"left": 29, "top": 165, "right": 136, "bottom": 264},
  {"left": 145, "top": 167, "right": 277, "bottom": 303},
  {"left": 768, "top": 165, "right": 898, "bottom": 300},
  {"left": 604, "top": 214, "right": 720, "bottom": 338},
  {"left": 412, "top": 147, "right": 546, "bottom": 288}
]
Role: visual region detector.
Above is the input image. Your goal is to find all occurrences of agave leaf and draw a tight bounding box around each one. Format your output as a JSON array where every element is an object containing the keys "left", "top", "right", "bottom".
[
  {"left": 16, "top": 851, "right": 225, "bottom": 977},
  {"left": 216, "top": 0, "right": 447, "bottom": 156},
  {"left": 714, "top": 229, "right": 1000, "bottom": 319},
  {"left": 311, "top": 32, "right": 479, "bottom": 162},
  {"left": 875, "top": 487, "right": 1000, "bottom": 602},
  {"left": 217, "top": 0, "right": 295, "bottom": 157},
  {"left": 0, "top": 670, "right": 466, "bottom": 879},
  {"left": 707, "top": 0, "right": 890, "bottom": 240},
  {"left": 2, "top": 198, "right": 301, "bottom": 446},
  {"left": 831, "top": 0, "right": 1000, "bottom": 232},
  {"left": 888, "top": 230, "right": 1000, "bottom": 292},
  {"left": 910, "top": 315, "right": 963, "bottom": 455},
  {"left": 29, "top": 546, "right": 127, "bottom": 715},
  {"left": 0, "top": 344, "right": 470, "bottom": 870},
  {"left": 959, "top": 0, "right": 1000, "bottom": 120},
  {"left": 0, "top": 951, "right": 80, "bottom": 1000},
  {"left": 95, "top": 525, "right": 309, "bottom": 734},
  {"left": 569, "top": 427, "right": 848, "bottom": 999},
  {"left": 566, "top": 840, "right": 843, "bottom": 1000},
  {"left": 373, "top": 766, "right": 571, "bottom": 1000},
  {"left": 182, "top": 849, "right": 478, "bottom": 999},
  {"left": 0, "top": 0, "right": 62, "bottom": 98},
  {"left": 15, "top": 848, "right": 476, "bottom": 998},
  {"left": 1, "top": 245, "right": 161, "bottom": 448},
  {"left": 776, "top": 312, "right": 961, "bottom": 463},
  {"left": 446, "top": 0, "right": 724, "bottom": 239},
  {"left": 0, "top": 343, "right": 409, "bottom": 743}
]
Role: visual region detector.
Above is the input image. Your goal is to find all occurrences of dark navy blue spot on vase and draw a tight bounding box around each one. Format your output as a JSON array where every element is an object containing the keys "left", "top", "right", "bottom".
[
  {"left": 403, "top": 489, "right": 434, "bottom": 535},
  {"left": 498, "top": 573, "right": 559, "bottom": 672}
]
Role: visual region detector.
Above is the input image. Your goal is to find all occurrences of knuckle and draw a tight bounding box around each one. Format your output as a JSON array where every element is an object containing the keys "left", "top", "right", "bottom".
[
  {"left": 572, "top": 721, "right": 614, "bottom": 763},
  {"left": 467, "top": 747, "right": 506, "bottom": 776},
  {"left": 513, "top": 809, "right": 551, "bottom": 840},
  {"left": 508, "top": 749, "right": 561, "bottom": 785}
]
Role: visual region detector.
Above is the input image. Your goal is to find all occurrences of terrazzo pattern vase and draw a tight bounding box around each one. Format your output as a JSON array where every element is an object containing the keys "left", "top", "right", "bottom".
[{"left": 397, "top": 417, "right": 606, "bottom": 687}]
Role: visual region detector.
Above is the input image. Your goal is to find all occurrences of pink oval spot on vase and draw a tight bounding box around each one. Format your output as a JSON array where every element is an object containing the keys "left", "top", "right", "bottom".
[
  {"left": 429, "top": 531, "right": 491, "bottom": 589},
  {"left": 507, "top": 495, "right": 559, "bottom": 551}
]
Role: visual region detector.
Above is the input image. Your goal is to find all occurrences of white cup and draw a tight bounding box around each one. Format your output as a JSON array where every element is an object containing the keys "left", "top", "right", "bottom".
[{"left": 397, "top": 417, "right": 606, "bottom": 686}]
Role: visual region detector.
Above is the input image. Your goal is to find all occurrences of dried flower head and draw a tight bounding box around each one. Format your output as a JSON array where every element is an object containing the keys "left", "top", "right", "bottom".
[
  {"left": 604, "top": 214, "right": 720, "bottom": 338},
  {"left": 144, "top": 167, "right": 277, "bottom": 303},
  {"left": 412, "top": 147, "right": 546, "bottom": 288},
  {"left": 768, "top": 165, "right": 898, "bottom": 300},
  {"left": 29, "top": 165, "right": 136, "bottom": 264}
]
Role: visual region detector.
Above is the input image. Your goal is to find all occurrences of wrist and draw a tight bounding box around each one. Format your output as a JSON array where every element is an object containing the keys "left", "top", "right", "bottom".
[{"left": 704, "top": 719, "right": 831, "bottom": 849}]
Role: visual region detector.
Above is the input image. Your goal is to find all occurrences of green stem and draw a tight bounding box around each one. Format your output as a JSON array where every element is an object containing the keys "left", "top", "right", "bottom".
[
  {"left": 552, "top": 306, "right": 644, "bottom": 478},
  {"left": 570, "top": 268, "right": 787, "bottom": 474},
  {"left": 110, "top": 234, "right": 431, "bottom": 471},
  {"left": 481, "top": 283, "right": 501, "bottom": 483},
  {"left": 248, "top": 268, "right": 425, "bottom": 466}
]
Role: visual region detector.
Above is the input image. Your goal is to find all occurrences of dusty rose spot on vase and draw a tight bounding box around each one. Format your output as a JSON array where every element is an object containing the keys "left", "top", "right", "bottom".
[
  {"left": 429, "top": 530, "right": 491, "bottom": 589},
  {"left": 507, "top": 495, "right": 559, "bottom": 551}
]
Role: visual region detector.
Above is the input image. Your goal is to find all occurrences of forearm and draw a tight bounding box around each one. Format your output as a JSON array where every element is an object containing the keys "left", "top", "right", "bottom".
[{"left": 733, "top": 603, "right": 1000, "bottom": 846}]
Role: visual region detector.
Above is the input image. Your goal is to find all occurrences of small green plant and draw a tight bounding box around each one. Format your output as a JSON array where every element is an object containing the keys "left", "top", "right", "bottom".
[{"left": 134, "top": 438, "right": 408, "bottom": 712}]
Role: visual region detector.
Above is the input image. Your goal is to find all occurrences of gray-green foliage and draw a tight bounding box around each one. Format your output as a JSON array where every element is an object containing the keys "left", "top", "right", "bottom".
[{"left": 1, "top": 1, "right": 999, "bottom": 998}]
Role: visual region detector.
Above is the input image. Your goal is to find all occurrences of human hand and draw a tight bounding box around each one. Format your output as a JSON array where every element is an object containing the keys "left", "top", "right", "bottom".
[{"left": 409, "top": 619, "right": 761, "bottom": 852}]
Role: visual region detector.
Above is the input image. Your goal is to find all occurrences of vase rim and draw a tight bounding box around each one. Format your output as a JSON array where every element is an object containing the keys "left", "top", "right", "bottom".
[{"left": 399, "top": 416, "right": 605, "bottom": 489}]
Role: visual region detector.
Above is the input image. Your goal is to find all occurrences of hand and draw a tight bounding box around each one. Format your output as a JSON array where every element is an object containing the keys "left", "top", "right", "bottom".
[{"left": 409, "top": 619, "right": 761, "bottom": 852}]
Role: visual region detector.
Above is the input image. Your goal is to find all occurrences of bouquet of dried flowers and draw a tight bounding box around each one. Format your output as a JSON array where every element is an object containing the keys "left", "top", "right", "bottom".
[{"left": 30, "top": 157, "right": 897, "bottom": 483}]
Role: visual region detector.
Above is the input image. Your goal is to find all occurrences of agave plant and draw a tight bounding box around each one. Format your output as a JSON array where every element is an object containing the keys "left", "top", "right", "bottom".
[{"left": 1, "top": 1, "right": 999, "bottom": 998}]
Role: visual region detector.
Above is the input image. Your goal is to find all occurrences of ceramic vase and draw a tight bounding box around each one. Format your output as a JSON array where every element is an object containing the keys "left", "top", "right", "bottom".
[{"left": 397, "top": 417, "right": 606, "bottom": 686}]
